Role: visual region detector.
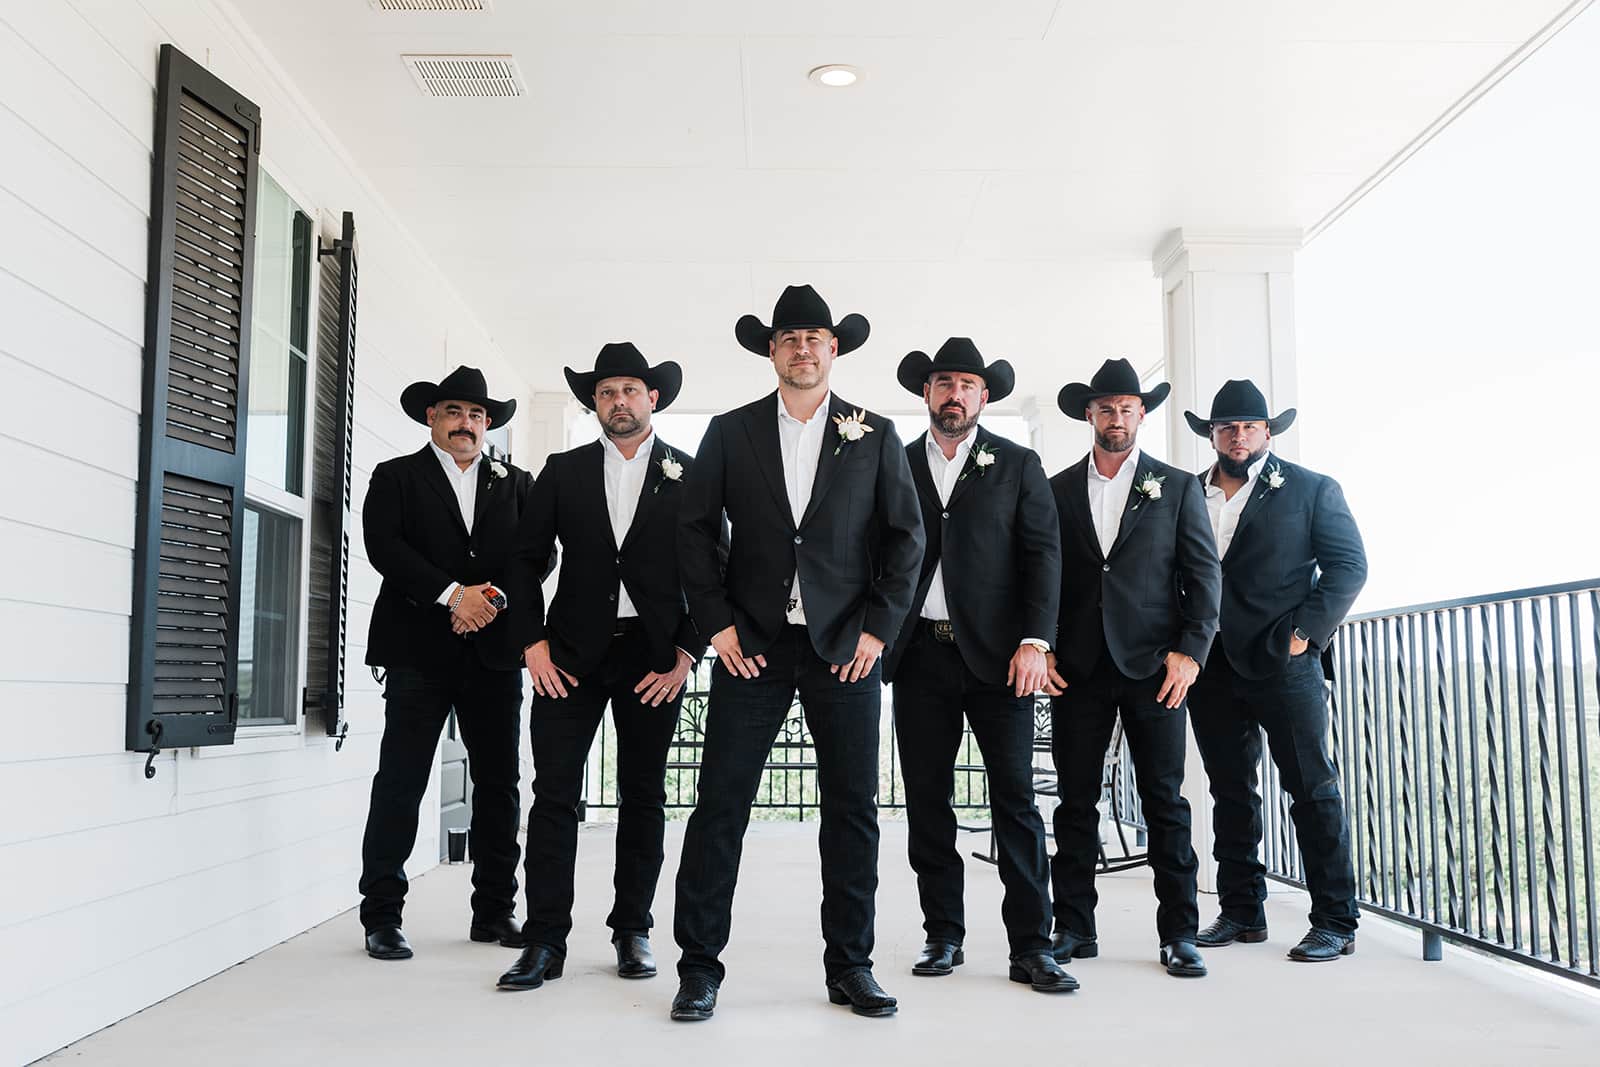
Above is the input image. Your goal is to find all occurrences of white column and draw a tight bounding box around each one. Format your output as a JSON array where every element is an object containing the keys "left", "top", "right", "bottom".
[
  {"left": 513, "top": 389, "right": 580, "bottom": 470},
  {"left": 1152, "top": 228, "right": 1302, "bottom": 893}
]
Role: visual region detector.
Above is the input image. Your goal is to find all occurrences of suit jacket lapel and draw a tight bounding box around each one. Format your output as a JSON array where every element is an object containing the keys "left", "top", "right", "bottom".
[
  {"left": 741, "top": 392, "right": 793, "bottom": 523},
  {"left": 415, "top": 446, "right": 469, "bottom": 536},
  {"left": 908, "top": 431, "right": 940, "bottom": 507},
  {"left": 619, "top": 436, "right": 667, "bottom": 552},
  {"left": 470, "top": 454, "right": 496, "bottom": 534},
  {"left": 798, "top": 394, "right": 849, "bottom": 529},
  {"left": 1225, "top": 457, "right": 1279, "bottom": 560},
  {"left": 583, "top": 441, "right": 619, "bottom": 550},
  {"left": 1107, "top": 451, "right": 1157, "bottom": 559},
  {"left": 1061, "top": 455, "right": 1101, "bottom": 560}
]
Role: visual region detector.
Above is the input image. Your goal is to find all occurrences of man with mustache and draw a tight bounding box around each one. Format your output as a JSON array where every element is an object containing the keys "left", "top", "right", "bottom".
[
  {"left": 882, "top": 339, "right": 1075, "bottom": 993},
  {"left": 496, "top": 343, "right": 707, "bottom": 991},
  {"left": 669, "top": 284, "right": 924, "bottom": 1021},
  {"left": 1044, "top": 358, "right": 1220, "bottom": 979},
  {"left": 358, "top": 367, "right": 539, "bottom": 960},
  {"left": 1183, "top": 380, "right": 1367, "bottom": 962}
]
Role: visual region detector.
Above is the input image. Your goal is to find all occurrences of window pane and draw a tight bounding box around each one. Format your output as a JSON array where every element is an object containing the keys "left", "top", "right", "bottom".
[
  {"left": 247, "top": 173, "right": 310, "bottom": 494},
  {"left": 238, "top": 504, "right": 302, "bottom": 724}
]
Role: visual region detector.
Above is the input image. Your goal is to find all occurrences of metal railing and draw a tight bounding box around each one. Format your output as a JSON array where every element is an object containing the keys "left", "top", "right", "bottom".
[
  {"left": 1262, "top": 579, "right": 1600, "bottom": 988},
  {"left": 581, "top": 657, "right": 1144, "bottom": 830}
]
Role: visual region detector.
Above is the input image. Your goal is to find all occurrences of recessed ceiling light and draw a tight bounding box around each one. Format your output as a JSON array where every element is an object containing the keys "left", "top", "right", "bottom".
[{"left": 808, "top": 64, "right": 860, "bottom": 88}]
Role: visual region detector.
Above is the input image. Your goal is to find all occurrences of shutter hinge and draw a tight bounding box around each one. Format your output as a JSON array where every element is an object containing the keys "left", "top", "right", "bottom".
[
  {"left": 144, "top": 719, "right": 164, "bottom": 780},
  {"left": 334, "top": 721, "right": 349, "bottom": 752},
  {"left": 228, "top": 691, "right": 239, "bottom": 725}
]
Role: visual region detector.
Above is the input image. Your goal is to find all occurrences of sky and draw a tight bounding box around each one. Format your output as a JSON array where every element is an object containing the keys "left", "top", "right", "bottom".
[{"left": 1295, "top": 4, "right": 1600, "bottom": 613}]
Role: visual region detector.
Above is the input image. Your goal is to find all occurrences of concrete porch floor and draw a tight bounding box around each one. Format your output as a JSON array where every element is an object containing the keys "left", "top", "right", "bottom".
[{"left": 46, "top": 821, "right": 1600, "bottom": 1065}]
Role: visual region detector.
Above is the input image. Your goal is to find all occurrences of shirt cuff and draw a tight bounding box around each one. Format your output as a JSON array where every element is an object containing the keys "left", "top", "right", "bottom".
[
  {"left": 437, "top": 582, "right": 461, "bottom": 608},
  {"left": 675, "top": 646, "right": 697, "bottom": 664},
  {"left": 1020, "top": 638, "right": 1051, "bottom": 652}
]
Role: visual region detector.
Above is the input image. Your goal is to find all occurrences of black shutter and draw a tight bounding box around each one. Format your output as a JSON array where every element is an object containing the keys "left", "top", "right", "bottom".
[
  {"left": 306, "top": 211, "right": 357, "bottom": 747},
  {"left": 128, "top": 44, "right": 261, "bottom": 772}
]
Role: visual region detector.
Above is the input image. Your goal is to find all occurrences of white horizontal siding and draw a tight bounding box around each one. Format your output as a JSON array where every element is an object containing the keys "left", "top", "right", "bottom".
[{"left": 0, "top": 0, "right": 534, "bottom": 1061}]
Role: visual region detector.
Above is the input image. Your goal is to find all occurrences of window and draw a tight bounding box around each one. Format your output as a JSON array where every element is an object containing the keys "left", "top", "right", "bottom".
[
  {"left": 237, "top": 504, "right": 302, "bottom": 723},
  {"left": 246, "top": 173, "right": 311, "bottom": 494}
]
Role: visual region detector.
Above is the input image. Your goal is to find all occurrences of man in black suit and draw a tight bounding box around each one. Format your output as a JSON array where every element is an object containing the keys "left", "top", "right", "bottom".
[
  {"left": 882, "top": 338, "right": 1075, "bottom": 994},
  {"left": 1183, "top": 380, "right": 1368, "bottom": 962},
  {"left": 1044, "top": 358, "right": 1221, "bottom": 979},
  {"left": 495, "top": 343, "right": 708, "bottom": 991},
  {"left": 358, "top": 366, "right": 537, "bottom": 961},
  {"left": 669, "top": 285, "right": 925, "bottom": 1022}
]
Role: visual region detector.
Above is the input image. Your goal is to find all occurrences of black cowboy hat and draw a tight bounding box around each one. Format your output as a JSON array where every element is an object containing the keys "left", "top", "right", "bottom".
[
  {"left": 563, "top": 342, "right": 683, "bottom": 412},
  {"left": 735, "top": 284, "right": 870, "bottom": 356},
  {"left": 1184, "top": 379, "right": 1296, "bottom": 437},
  {"left": 400, "top": 365, "right": 516, "bottom": 426},
  {"left": 1057, "top": 358, "right": 1170, "bottom": 421},
  {"left": 896, "top": 337, "right": 1015, "bottom": 404}
]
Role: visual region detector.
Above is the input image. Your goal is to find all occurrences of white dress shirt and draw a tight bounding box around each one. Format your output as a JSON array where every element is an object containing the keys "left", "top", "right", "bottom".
[
  {"left": 919, "top": 432, "right": 973, "bottom": 622},
  {"left": 431, "top": 442, "right": 482, "bottom": 605},
  {"left": 1203, "top": 451, "right": 1270, "bottom": 558},
  {"left": 1086, "top": 446, "right": 1141, "bottom": 558},
  {"left": 777, "top": 391, "right": 831, "bottom": 625},
  {"left": 602, "top": 430, "right": 655, "bottom": 618}
]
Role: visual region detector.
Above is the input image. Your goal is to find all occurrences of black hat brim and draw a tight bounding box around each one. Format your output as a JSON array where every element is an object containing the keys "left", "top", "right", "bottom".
[
  {"left": 896, "top": 352, "right": 1015, "bottom": 403},
  {"left": 400, "top": 382, "right": 517, "bottom": 427},
  {"left": 564, "top": 360, "right": 683, "bottom": 413},
  {"left": 1184, "top": 407, "right": 1298, "bottom": 437},
  {"left": 1057, "top": 381, "right": 1170, "bottom": 421},
  {"left": 735, "top": 312, "right": 870, "bottom": 356}
]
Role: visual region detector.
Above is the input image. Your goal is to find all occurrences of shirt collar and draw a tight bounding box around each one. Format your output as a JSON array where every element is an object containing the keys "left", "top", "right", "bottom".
[
  {"left": 601, "top": 428, "right": 655, "bottom": 465},
  {"left": 778, "top": 390, "right": 831, "bottom": 427},
  {"left": 1204, "top": 450, "right": 1270, "bottom": 494},
  {"left": 925, "top": 428, "right": 976, "bottom": 466},
  {"left": 1088, "top": 446, "right": 1141, "bottom": 483},
  {"left": 429, "top": 440, "right": 482, "bottom": 478}
]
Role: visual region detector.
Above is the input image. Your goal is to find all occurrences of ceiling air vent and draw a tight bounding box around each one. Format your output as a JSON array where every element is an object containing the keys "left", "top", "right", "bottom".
[
  {"left": 371, "top": 0, "right": 492, "bottom": 11},
  {"left": 402, "top": 54, "right": 526, "bottom": 98}
]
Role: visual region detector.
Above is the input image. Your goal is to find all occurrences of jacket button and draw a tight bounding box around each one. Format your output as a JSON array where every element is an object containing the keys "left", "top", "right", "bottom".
[
  {"left": 468, "top": 549, "right": 477, "bottom": 558},
  {"left": 1102, "top": 563, "right": 1110, "bottom": 572},
  {"left": 941, "top": 511, "right": 950, "bottom": 520},
  {"left": 609, "top": 593, "right": 617, "bottom": 602},
  {"left": 615, "top": 555, "right": 622, "bottom": 566},
  {"left": 793, "top": 535, "right": 803, "bottom": 545}
]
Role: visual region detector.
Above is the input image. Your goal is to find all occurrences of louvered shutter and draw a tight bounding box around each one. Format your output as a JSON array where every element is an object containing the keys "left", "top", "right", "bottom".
[
  {"left": 307, "top": 211, "right": 357, "bottom": 746},
  {"left": 127, "top": 44, "right": 260, "bottom": 765}
]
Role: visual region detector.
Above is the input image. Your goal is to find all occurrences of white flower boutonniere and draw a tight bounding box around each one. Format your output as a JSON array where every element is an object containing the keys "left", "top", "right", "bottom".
[
  {"left": 1130, "top": 472, "right": 1165, "bottom": 511},
  {"left": 1262, "top": 462, "right": 1286, "bottom": 494},
  {"left": 488, "top": 459, "right": 507, "bottom": 479},
  {"left": 832, "top": 409, "right": 875, "bottom": 455},
  {"left": 959, "top": 442, "right": 999, "bottom": 481},
  {"left": 655, "top": 449, "right": 683, "bottom": 494}
]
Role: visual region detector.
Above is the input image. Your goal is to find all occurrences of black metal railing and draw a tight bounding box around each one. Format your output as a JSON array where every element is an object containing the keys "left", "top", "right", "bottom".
[
  {"left": 581, "top": 657, "right": 1144, "bottom": 831},
  {"left": 1261, "top": 578, "right": 1600, "bottom": 988}
]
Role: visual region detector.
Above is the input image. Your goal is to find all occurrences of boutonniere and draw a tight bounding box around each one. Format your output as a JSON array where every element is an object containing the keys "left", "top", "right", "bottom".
[
  {"left": 484, "top": 459, "right": 507, "bottom": 490},
  {"left": 1130, "top": 472, "right": 1165, "bottom": 511},
  {"left": 654, "top": 449, "right": 683, "bottom": 494},
  {"left": 832, "top": 408, "right": 875, "bottom": 455},
  {"left": 958, "top": 442, "right": 998, "bottom": 481},
  {"left": 1259, "top": 461, "right": 1286, "bottom": 498}
]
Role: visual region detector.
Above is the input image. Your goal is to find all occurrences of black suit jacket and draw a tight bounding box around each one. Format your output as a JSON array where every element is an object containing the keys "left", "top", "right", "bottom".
[
  {"left": 504, "top": 435, "right": 708, "bottom": 677},
  {"left": 882, "top": 427, "right": 1061, "bottom": 686},
  {"left": 678, "top": 390, "right": 925, "bottom": 664},
  {"left": 1050, "top": 450, "right": 1221, "bottom": 683},
  {"left": 1199, "top": 456, "right": 1367, "bottom": 680},
  {"left": 363, "top": 445, "right": 536, "bottom": 671}
]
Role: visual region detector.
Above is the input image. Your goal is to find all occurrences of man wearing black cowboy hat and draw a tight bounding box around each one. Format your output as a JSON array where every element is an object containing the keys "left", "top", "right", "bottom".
[
  {"left": 881, "top": 338, "right": 1075, "bottom": 994},
  {"left": 495, "top": 342, "right": 709, "bottom": 991},
  {"left": 669, "top": 284, "right": 924, "bottom": 1022},
  {"left": 1183, "top": 380, "right": 1367, "bottom": 963},
  {"left": 359, "top": 366, "right": 540, "bottom": 960},
  {"left": 1043, "top": 358, "right": 1220, "bottom": 979}
]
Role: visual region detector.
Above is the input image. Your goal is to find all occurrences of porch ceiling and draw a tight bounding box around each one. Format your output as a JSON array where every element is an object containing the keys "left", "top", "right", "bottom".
[{"left": 233, "top": 1, "right": 1574, "bottom": 409}]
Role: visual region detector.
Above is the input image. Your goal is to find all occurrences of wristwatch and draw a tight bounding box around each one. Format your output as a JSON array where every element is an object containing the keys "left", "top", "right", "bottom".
[
  {"left": 483, "top": 584, "right": 508, "bottom": 611},
  {"left": 1292, "top": 627, "right": 1310, "bottom": 643}
]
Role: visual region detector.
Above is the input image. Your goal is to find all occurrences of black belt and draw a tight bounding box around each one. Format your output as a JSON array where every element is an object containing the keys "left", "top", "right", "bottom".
[
  {"left": 923, "top": 619, "right": 956, "bottom": 645},
  {"left": 613, "top": 616, "right": 643, "bottom": 637}
]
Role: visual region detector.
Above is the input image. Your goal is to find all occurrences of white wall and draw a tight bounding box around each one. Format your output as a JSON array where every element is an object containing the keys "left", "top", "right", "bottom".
[{"left": 0, "top": 2, "right": 537, "bottom": 1061}]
